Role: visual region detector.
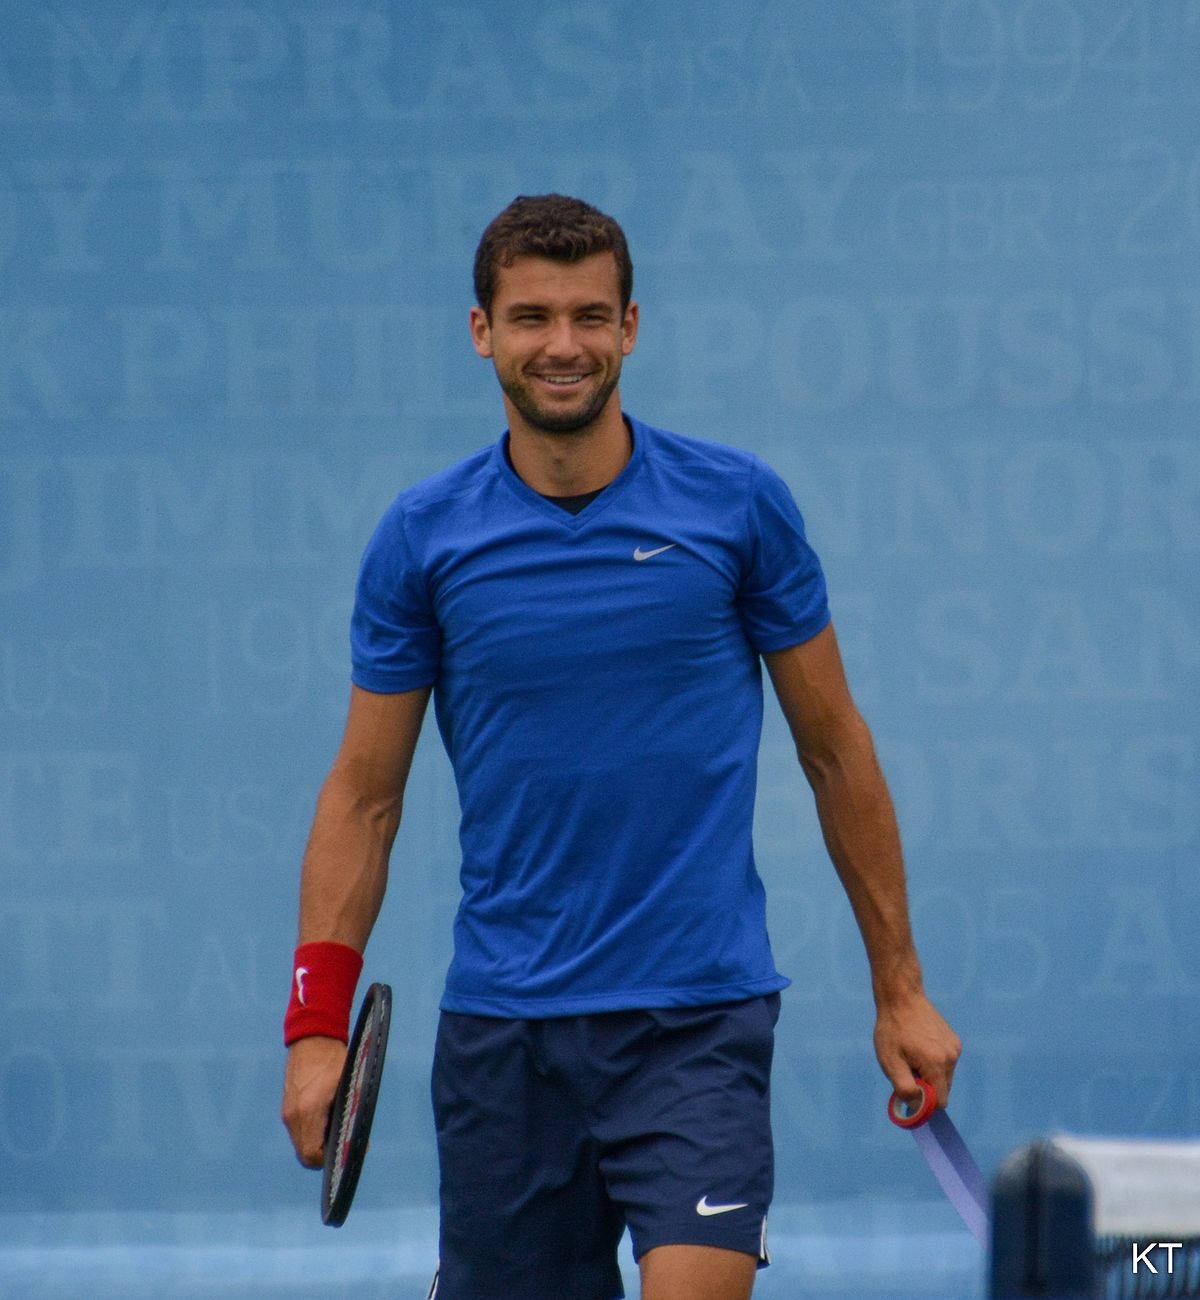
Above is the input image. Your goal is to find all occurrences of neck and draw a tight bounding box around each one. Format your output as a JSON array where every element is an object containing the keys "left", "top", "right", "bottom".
[{"left": 505, "top": 396, "right": 631, "bottom": 496}]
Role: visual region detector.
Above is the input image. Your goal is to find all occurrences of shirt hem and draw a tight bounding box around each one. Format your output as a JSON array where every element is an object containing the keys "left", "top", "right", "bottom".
[
  {"left": 752, "top": 607, "right": 832, "bottom": 654},
  {"left": 438, "top": 973, "right": 791, "bottom": 1018},
  {"left": 351, "top": 668, "right": 438, "bottom": 694}
]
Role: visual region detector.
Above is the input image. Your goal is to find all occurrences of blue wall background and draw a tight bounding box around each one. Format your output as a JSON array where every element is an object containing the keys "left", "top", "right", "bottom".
[{"left": 1, "top": 0, "right": 1197, "bottom": 1292}]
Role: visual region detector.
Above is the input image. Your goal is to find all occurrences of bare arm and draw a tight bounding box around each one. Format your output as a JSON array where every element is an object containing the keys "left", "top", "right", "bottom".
[
  {"left": 282, "top": 683, "right": 432, "bottom": 1166},
  {"left": 295, "top": 683, "right": 431, "bottom": 948},
  {"left": 763, "top": 623, "right": 960, "bottom": 1105}
]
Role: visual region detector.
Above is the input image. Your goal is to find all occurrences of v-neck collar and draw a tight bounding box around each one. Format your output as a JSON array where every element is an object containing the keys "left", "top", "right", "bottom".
[{"left": 492, "top": 414, "right": 647, "bottom": 530}]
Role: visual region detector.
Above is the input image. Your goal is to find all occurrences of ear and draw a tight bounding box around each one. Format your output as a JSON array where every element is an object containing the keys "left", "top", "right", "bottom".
[
  {"left": 469, "top": 305, "right": 493, "bottom": 358},
  {"left": 621, "top": 300, "right": 639, "bottom": 356}
]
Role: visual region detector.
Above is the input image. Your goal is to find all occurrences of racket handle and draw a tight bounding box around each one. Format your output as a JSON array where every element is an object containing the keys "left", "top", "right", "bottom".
[{"left": 887, "top": 1076, "right": 937, "bottom": 1129}]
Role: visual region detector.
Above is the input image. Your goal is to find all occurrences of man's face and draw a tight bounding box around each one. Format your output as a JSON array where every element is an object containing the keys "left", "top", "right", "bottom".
[{"left": 470, "top": 252, "right": 638, "bottom": 435}]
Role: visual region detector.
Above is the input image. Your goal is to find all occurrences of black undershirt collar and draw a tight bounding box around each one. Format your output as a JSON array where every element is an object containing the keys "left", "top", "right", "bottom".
[
  {"left": 541, "top": 487, "right": 605, "bottom": 515},
  {"left": 502, "top": 440, "right": 608, "bottom": 515}
]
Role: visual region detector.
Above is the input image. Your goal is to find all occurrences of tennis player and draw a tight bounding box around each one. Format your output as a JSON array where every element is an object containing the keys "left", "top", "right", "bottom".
[{"left": 281, "top": 194, "right": 961, "bottom": 1300}]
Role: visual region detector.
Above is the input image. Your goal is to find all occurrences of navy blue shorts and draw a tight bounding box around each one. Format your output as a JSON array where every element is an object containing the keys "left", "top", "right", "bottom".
[{"left": 428, "top": 993, "right": 779, "bottom": 1300}]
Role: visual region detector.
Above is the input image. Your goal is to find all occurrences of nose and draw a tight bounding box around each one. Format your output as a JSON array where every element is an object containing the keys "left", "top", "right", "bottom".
[{"left": 543, "top": 314, "right": 582, "bottom": 360}]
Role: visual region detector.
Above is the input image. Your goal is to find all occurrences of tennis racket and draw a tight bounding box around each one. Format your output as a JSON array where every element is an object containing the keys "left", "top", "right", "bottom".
[{"left": 321, "top": 981, "right": 392, "bottom": 1227}]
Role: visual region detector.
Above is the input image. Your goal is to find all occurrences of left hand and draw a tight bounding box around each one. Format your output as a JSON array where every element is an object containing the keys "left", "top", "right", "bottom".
[
  {"left": 281, "top": 1035, "right": 347, "bottom": 1169},
  {"left": 873, "top": 992, "right": 961, "bottom": 1110}
]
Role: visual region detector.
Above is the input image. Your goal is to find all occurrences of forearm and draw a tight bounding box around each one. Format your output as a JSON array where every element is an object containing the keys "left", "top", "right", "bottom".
[
  {"left": 799, "top": 713, "right": 923, "bottom": 1007},
  {"left": 296, "top": 758, "right": 403, "bottom": 952},
  {"left": 766, "top": 631, "right": 958, "bottom": 1097}
]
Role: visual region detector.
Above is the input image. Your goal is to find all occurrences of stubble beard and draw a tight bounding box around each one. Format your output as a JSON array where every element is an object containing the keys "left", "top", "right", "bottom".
[{"left": 497, "top": 364, "right": 622, "bottom": 435}]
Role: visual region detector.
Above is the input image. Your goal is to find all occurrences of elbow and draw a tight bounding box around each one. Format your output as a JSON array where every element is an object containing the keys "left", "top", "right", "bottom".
[
  {"left": 795, "top": 709, "right": 875, "bottom": 787},
  {"left": 323, "top": 759, "right": 404, "bottom": 828}
]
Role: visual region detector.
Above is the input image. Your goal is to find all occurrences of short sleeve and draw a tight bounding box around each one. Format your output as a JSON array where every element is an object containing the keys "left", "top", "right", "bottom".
[
  {"left": 737, "top": 460, "right": 831, "bottom": 652},
  {"left": 350, "top": 504, "right": 441, "bottom": 692}
]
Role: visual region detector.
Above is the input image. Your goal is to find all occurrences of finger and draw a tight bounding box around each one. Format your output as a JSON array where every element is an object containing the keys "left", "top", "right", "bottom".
[
  {"left": 297, "top": 1130, "right": 324, "bottom": 1168},
  {"left": 303, "top": 1104, "right": 333, "bottom": 1168},
  {"left": 928, "top": 1041, "right": 962, "bottom": 1107},
  {"left": 938, "top": 1061, "right": 958, "bottom": 1107},
  {"left": 285, "top": 1122, "right": 321, "bottom": 1169},
  {"left": 281, "top": 1101, "right": 327, "bottom": 1169},
  {"left": 889, "top": 1050, "right": 920, "bottom": 1102},
  {"left": 920, "top": 1057, "right": 961, "bottom": 1108},
  {"left": 883, "top": 1055, "right": 922, "bottom": 1106}
]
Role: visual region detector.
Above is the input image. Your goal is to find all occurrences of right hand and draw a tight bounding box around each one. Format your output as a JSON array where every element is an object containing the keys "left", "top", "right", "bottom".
[
  {"left": 281, "top": 1036, "right": 347, "bottom": 1168},
  {"left": 873, "top": 990, "right": 962, "bottom": 1110}
]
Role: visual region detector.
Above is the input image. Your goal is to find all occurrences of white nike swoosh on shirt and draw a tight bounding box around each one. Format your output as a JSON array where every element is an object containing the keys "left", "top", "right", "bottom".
[
  {"left": 633, "top": 543, "right": 677, "bottom": 561},
  {"left": 696, "top": 1196, "right": 749, "bottom": 1216}
]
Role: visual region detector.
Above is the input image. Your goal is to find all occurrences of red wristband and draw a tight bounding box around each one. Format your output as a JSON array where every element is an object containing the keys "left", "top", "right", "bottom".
[{"left": 283, "top": 941, "right": 363, "bottom": 1046}]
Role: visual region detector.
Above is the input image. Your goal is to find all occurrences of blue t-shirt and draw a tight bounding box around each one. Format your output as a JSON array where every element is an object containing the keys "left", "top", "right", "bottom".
[{"left": 351, "top": 416, "right": 830, "bottom": 1016}]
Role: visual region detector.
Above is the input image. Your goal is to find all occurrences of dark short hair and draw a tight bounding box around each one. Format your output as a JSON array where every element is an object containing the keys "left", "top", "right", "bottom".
[{"left": 473, "top": 194, "right": 633, "bottom": 319}]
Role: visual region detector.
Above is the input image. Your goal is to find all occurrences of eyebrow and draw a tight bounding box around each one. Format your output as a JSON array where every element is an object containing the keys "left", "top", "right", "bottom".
[{"left": 503, "top": 301, "right": 616, "bottom": 315}]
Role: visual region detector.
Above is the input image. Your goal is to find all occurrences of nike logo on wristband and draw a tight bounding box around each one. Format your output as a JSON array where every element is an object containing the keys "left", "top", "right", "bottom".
[
  {"left": 295, "top": 967, "right": 309, "bottom": 1005},
  {"left": 696, "top": 1196, "right": 749, "bottom": 1216}
]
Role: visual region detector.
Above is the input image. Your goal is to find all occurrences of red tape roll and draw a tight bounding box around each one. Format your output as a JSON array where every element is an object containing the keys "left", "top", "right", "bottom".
[{"left": 887, "top": 1076, "right": 937, "bottom": 1128}]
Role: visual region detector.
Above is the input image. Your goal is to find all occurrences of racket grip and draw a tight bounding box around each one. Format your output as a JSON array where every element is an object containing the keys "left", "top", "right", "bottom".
[{"left": 887, "top": 1076, "right": 937, "bottom": 1129}]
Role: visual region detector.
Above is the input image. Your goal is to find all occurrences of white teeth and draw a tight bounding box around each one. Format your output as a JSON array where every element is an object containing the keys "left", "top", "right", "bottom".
[{"left": 541, "top": 374, "right": 583, "bottom": 384}]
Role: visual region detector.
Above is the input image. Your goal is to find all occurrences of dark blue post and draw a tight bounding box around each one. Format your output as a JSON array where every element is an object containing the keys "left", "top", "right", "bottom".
[{"left": 990, "top": 1141, "right": 1097, "bottom": 1298}]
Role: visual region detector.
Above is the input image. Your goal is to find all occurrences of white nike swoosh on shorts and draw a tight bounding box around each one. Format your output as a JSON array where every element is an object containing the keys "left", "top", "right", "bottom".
[{"left": 695, "top": 1195, "right": 749, "bottom": 1216}]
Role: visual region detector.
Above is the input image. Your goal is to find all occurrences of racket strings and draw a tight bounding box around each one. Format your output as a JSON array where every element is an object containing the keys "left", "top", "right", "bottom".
[{"left": 330, "top": 1025, "right": 375, "bottom": 1198}]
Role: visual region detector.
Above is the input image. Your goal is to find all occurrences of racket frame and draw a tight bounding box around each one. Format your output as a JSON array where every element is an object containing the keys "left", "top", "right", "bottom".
[{"left": 321, "top": 981, "right": 392, "bottom": 1227}]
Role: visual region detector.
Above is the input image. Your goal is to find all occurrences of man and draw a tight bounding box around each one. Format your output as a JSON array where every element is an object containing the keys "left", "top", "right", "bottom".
[{"left": 281, "top": 194, "right": 960, "bottom": 1300}]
